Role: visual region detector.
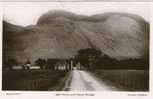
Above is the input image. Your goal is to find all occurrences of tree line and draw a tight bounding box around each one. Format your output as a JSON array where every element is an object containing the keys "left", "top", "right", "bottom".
[
  {"left": 3, "top": 48, "right": 149, "bottom": 70},
  {"left": 3, "top": 58, "right": 59, "bottom": 70},
  {"left": 75, "top": 48, "right": 149, "bottom": 70}
]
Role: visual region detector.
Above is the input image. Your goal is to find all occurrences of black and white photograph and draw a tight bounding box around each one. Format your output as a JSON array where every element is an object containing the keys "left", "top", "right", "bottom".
[{"left": 2, "top": 2, "right": 149, "bottom": 92}]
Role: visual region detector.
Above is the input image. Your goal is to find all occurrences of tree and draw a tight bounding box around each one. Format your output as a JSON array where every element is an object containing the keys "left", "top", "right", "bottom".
[
  {"left": 75, "top": 48, "right": 102, "bottom": 70},
  {"left": 25, "top": 59, "right": 31, "bottom": 65},
  {"left": 35, "top": 58, "right": 46, "bottom": 69},
  {"left": 5, "top": 58, "right": 18, "bottom": 69},
  {"left": 46, "top": 58, "right": 59, "bottom": 70}
]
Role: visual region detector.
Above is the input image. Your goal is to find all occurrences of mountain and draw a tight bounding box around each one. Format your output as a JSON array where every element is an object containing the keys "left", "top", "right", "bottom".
[
  {"left": 3, "top": 21, "right": 26, "bottom": 63},
  {"left": 3, "top": 10, "right": 149, "bottom": 63}
]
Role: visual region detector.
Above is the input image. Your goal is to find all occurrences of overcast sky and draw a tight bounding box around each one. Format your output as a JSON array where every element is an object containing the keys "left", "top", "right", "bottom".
[{"left": 3, "top": 2, "right": 150, "bottom": 27}]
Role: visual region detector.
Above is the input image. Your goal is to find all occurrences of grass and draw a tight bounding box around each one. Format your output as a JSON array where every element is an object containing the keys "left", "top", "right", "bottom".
[
  {"left": 2, "top": 70, "right": 69, "bottom": 91},
  {"left": 91, "top": 70, "right": 149, "bottom": 91}
]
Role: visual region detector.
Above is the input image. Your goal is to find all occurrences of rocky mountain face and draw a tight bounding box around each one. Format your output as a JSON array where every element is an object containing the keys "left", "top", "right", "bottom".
[{"left": 3, "top": 10, "right": 149, "bottom": 63}]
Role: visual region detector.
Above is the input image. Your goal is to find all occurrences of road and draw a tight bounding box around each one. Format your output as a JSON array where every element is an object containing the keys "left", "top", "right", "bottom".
[{"left": 63, "top": 70, "right": 120, "bottom": 91}]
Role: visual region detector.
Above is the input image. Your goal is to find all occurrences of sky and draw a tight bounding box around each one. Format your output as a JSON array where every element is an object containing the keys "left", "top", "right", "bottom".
[{"left": 3, "top": 2, "right": 150, "bottom": 27}]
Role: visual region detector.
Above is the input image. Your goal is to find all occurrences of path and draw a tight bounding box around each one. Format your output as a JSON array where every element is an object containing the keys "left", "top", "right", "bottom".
[{"left": 63, "top": 70, "right": 120, "bottom": 91}]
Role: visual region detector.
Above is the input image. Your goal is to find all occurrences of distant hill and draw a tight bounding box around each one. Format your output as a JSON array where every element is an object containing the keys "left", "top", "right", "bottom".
[
  {"left": 3, "top": 10, "right": 149, "bottom": 63},
  {"left": 3, "top": 21, "right": 26, "bottom": 63}
]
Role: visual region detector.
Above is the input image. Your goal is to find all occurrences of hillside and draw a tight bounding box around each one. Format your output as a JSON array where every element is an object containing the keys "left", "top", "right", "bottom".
[{"left": 3, "top": 10, "right": 149, "bottom": 63}]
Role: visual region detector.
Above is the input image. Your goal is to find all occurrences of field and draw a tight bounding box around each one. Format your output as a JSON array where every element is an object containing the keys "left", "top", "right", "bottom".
[
  {"left": 2, "top": 70, "right": 69, "bottom": 91},
  {"left": 2, "top": 69, "right": 149, "bottom": 91},
  {"left": 92, "top": 70, "right": 149, "bottom": 91}
]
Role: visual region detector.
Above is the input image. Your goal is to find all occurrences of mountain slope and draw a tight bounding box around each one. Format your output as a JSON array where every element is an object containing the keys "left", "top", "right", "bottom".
[{"left": 3, "top": 10, "right": 149, "bottom": 63}]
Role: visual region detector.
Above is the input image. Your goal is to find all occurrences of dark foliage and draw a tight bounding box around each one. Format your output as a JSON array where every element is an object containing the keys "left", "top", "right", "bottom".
[
  {"left": 46, "top": 58, "right": 59, "bottom": 70},
  {"left": 75, "top": 48, "right": 149, "bottom": 70},
  {"left": 75, "top": 48, "right": 102, "bottom": 70},
  {"left": 35, "top": 58, "right": 46, "bottom": 69},
  {"left": 3, "top": 58, "right": 18, "bottom": 69}
]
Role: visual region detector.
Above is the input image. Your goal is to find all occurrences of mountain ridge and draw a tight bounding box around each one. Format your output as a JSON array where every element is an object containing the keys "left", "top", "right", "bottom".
[{"left": 3, "top": 10, "right": 149, "bottom": 63}]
